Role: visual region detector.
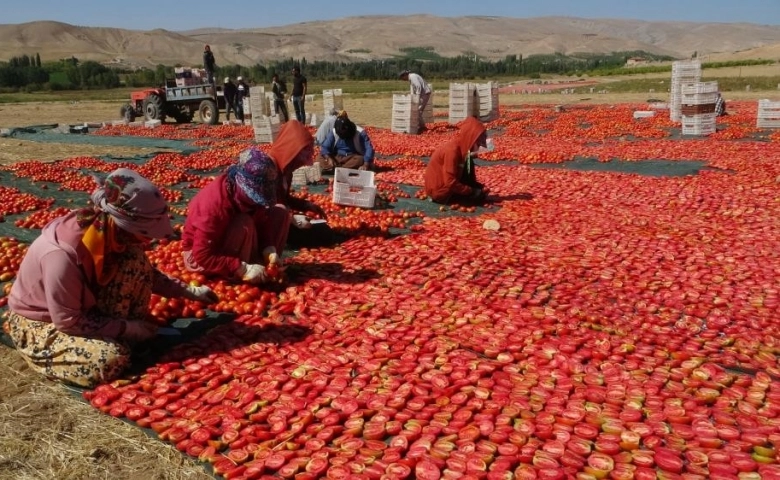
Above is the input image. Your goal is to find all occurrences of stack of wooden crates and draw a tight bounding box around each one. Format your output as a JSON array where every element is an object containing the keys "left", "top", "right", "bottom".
[
  {"left": 174, "top": 67, "right": 208, "bottom": 87},
  {"left": 391, "top": 94, "right": 419, "bottom": 134},
  {"left": 249, "top": 86, "right": 281, "bottom": 143},
  {"left": 449, "top": 83, "right": 476, "bottom": 124},
  {"left": 680, "top": 81, "right": 719, "bottom": 136},
  {"left": 323, "top": 89, "right": 344, "bottom": 115},
  {"left": 476, "top": 82, "right": 500, "bottom": 122},
  {"left": 448, "top": 82, "right": 499, "bottom": 124},
  {"left": 757, "top": 99, "right": 780, "bottom": 129},
  {"left": 669, "top": 60, "right": 701, "bottom": 123}
]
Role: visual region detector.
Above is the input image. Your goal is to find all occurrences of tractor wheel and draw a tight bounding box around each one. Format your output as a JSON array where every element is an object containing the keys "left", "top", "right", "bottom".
[
  {"left": 120, "top": 104, "right": 136, "bottom": 122},
  {"left": 169, "top": 105, "right": 194, "bottom": 124},
  {"left": 199, "top": 99, "right": 219, "bottom": 125},
  {"left": 143, "top": 94, "right": 166, "bottom": 122}
]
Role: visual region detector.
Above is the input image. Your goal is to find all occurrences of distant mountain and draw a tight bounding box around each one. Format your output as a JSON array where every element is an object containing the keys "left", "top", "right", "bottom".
[{"left": 1, "top": 16, "right": 779, "bottom": 68}]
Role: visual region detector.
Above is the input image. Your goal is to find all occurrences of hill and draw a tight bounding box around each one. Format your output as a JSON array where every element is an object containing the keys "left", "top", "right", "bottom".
[{"left": 1, "top": 16, "right": 780, "bottom": 68}]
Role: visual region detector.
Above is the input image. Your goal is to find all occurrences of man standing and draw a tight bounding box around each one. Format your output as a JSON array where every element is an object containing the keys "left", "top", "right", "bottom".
[
  {"left": 236, "top": 76, "right": 249, "bottom": 122},
  {"left": 223, "top": 77, "right": 238, "bottom": 121},
  {"left": 271, "top": 73, "right": 290, "bottom": 122},
  {"left": 203, "top": 45, "right": 216, "bottom": 86},
  {"left": 399, "top": 69, "right": 432, "bottom": 134},
  {"left": 291, "top": 66, "right": 308, "bottom": 123}
]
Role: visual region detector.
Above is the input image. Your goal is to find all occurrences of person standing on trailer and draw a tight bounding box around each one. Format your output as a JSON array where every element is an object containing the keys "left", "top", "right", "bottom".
[{"left": 203, "top": 45, "right": 216, "bottom": 86}]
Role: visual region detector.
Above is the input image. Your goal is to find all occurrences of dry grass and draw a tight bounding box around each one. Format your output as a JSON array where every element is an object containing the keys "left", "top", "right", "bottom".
[
  {"left": 0, "top": 347, "right": 212, "bottom": 480},
  {"left": 0, "top": 139, "right": 170, "bottom": 165}
]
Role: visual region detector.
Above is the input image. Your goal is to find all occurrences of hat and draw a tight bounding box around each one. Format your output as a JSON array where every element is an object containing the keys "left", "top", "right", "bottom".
[
  {"left": 224, "top": 77, "right": 230, "bottom": 84},
  {"left": 399, "top": 70, "right": 410, "bottom": 78},
  {"left": 237, "top": 76, "right": 243, "bottom": 81}
]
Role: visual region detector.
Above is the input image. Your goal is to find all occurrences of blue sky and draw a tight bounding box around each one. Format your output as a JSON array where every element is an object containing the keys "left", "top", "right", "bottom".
[{"left": 3, "top": 0, "right": 778, "bottom": 31}]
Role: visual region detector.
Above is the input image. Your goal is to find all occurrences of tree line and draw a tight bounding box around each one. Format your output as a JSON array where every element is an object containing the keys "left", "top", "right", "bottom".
[
  {"left": 0, "top": 54, "right": 120, "bottom": 92},
  {"left": 0, "top": 50, "right": 774, "bottom": 92}
]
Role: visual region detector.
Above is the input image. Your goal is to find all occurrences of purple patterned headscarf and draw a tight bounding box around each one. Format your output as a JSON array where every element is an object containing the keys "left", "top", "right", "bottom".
[{"left": 227, "top": 147, "right": 279, "bottom": 208}]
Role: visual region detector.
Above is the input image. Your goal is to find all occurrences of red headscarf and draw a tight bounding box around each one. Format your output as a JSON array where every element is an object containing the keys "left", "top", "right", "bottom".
[{"left": 269, "top": 121, "right": 314, "bottom": 174}]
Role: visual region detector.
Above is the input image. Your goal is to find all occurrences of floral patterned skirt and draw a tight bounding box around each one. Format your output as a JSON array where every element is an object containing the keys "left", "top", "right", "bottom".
[{"left": 6, "top": 245, "right": 153, "bottom": 388}]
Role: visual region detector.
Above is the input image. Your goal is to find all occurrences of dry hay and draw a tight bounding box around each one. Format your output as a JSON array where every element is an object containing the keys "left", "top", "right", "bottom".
[
  {"left": 0, "top": 101, "right": 123, "bottom": 130},
  {"left": 0, "top": 347, "right": 212, "bottom": 480}
]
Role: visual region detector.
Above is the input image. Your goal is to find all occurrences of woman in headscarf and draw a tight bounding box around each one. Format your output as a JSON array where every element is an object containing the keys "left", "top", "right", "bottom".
[
  {"left": 6, "top": 168, "right": 217, "bottom": 388},
  {"left": 182, "top": 121, "right": 329, "bottom": 283},
  {"left": 424, "top": 117, "right": 489, "bottom": 205}
]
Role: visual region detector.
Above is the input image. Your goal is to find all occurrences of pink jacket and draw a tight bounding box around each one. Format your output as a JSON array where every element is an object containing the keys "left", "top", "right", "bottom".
[
  {"left": 181, "top": 173, "right": 268, "bottom": 278},
  {"left": 8, "top": 211, "right": 188, "bottom": 338}
]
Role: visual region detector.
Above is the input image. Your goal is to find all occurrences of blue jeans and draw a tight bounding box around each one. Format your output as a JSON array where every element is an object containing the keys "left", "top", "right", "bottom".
[{"left": 292, "top": 96, "right": 306, "bottom": 123}]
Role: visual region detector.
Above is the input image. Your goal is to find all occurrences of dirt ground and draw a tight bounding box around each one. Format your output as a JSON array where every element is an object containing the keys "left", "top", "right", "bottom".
[{"left": 0, "top": 67, "right": 777, "bottom": 479}]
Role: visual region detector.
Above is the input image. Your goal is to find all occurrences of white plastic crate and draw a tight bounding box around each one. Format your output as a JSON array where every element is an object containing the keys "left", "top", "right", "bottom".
[
  {"left": 291, "top": 169, "right": 308, "bottom": 187},
  {"left": 391, "top": 94, "right": 420, "bottom": 133},
  {"left": 253, "top": 115, "right": 281, "bottom": 143},
  {"left": 249, "top": 86, "right": 265, "bottom": 97},
  {"left": 681, "top": 82, "right": 718, "bottom": 95},
  {"left": 391, "top": 118, "right": 420, "bottom": 134},
  {"left": 681, "top": 92, "right": 718, "bottom": 105},
  {"left": 332, "top": 168, "right": 377, "bottom": 208},
  {"left": 305, "top": 163, "right": 322, "bottom": 183},
  {"left": 757, "top": 100, "right": 780, "bottom": 128},
  {"left": 757, "top": 119, "right": 780, "bottom": 128},
  {"left": 449, "top": 83, "right": 476, "bottom": 97},
  {"left": 323, "top": 89, "right": 344, "bottom": 114},
  {"left": 649, "top": 102, "right": 668, "bottom": 110},
  {"left": 672, "top": 60, "right": 701, "bottom": 72},
  {"left": 633, "top": 111, "right": 656, "bottom": 119},
  {"left": 291, "top": 164, "right": 323, "bottom": 186},
  {"left": 758, "top": 99, "right": 780, "bottom": 109},
  {"left": 681, "top": 114, "right": 716, "bottom": 136},
  {"left": 144, "top": 119, "right": 162, "bottom": 129},
  {"left": 682, "top": 125, "right": 716, "bottom": 136},
  {"left": 758, "top": 99, "right": 780, "bottom": 118},
  {"left": 421, "top": 93, "right": 434, "bottom": 124}
]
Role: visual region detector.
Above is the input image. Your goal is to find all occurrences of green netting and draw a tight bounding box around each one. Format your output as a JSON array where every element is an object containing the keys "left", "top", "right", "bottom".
[{"left": 528, "top": 156, "right": 714, "bottom": 177}]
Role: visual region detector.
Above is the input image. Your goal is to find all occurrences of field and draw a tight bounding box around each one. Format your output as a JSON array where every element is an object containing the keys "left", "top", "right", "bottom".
[{"left": 0, "top": 64, "right": 780, "bottom": 480}]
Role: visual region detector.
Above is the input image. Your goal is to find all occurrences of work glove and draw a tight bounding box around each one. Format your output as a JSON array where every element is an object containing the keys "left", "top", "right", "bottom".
[
  {"left": 122, "top": 320, "right": 158, "bottom": 343},
  {"left": 238, "top": 262, "right": 268, "bottom": 284},
  {"left": 262, "top": 247, "right": 282, "bottom": 265},
  {"left": 293, "top": 214, "right": 312, "bottom": 229},
  {"left": 184, "top": 285, "right": 219, "bottom": 304}
]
